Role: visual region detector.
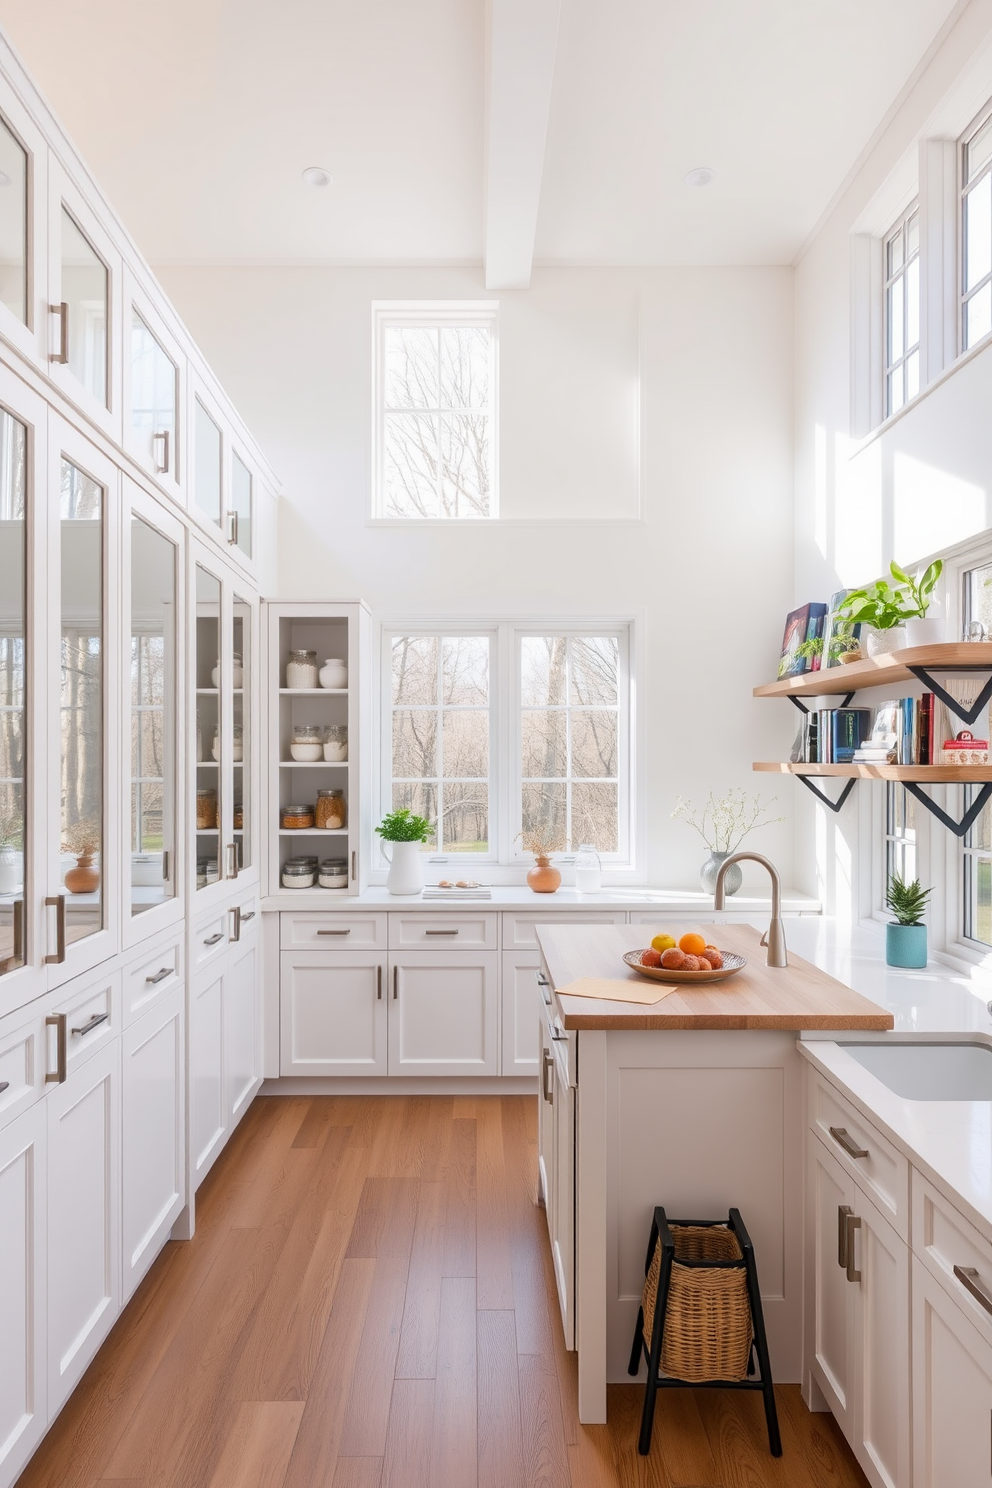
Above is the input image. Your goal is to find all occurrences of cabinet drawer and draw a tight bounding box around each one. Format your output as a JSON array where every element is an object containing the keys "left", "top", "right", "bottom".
[
  {"left": 810, "top": 1071, "right": 909, "bottom": 1238},
  {"left": 50, "top": 973, "right": 118, "bottom": 1077},
  {"left": 122, "top": 936, "right": 183, "bottom": 1024},
  {"left": 281, "top": 912, "right": 387, "bottom": 951},
  {"left": 503, "top": 911, "right": 627, "bottom": 949},
  {"left": 913, "top": 1171, "right": 992, "bottom": 1348},
  {"left": 0, "top": 1006, "right": 44, "bottom": 1126},
  {"left": 389, "top": 912, "right": 497, "bottom": 950},
  {"left": 193, "top": 911, "right": 230, "bottom": 970}
]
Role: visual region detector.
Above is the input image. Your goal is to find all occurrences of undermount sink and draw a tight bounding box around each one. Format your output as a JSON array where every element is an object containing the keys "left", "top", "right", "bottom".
[{"left": 841, "top": 1041, "right": 992, "bottom": 1101}]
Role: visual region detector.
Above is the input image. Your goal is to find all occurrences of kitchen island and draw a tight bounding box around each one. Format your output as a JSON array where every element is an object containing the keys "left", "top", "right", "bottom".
[{"left": 534, "top": 920, "right": 893, "bottom": 1423}]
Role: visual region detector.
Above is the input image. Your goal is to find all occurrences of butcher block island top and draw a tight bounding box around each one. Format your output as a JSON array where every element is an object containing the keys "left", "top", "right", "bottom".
[{"left": 536, "top": 921, "right": 894, "bottom": 1030}]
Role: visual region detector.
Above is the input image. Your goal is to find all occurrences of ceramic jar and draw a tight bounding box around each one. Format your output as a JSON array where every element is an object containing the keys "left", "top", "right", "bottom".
[
  {"left": 211, "top": 654, "right": 243, "bottom": 689},
  {"left": 286, "top": 650, "right": 318, "bottom": 688},
  {"left": 527, "top": 855, "right": 561, "bottom": 894},
  {"left": 65, "top": 853, "right": 99, "bottom": 894},
  {"left": 319, "top": 657, "right": 348, "bottom": 689}
]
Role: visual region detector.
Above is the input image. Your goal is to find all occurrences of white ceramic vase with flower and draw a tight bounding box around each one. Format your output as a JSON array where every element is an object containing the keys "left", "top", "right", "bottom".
[{"left": 672, "top": 789, "right": 782, "bottom": 897}]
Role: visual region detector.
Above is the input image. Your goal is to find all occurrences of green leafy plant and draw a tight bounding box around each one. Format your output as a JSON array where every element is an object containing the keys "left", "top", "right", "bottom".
[
  {"left": 375, "top": 808, "right": 434, "bottom": 844},
  {"left": 794, "top": 635, "right": 823, "bottom": 661},
  {"left": 890, "top": 558, "right": 943, "bottom": 617},
  {"left": 838, "top": 559, "right": 943, "bottom": 631},
  {"left": 885, "top": 874, "right": 932, "bottom": 926}
]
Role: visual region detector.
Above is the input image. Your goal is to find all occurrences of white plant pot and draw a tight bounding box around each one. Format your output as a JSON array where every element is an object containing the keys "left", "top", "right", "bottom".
[
  {"left": 903, "top": 615, "right": 946, "bottom": 648},
  {"left": 866, "top": 625, "right": 908, "bottom": 658},
  {"left": 383, "top": 838, "right": 424, "bottom": 896}
]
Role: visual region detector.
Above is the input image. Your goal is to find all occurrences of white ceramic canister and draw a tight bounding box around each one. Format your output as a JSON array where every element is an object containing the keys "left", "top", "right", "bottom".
[{"left": 319, "top": 658, "right": 348, "bottom": 689}]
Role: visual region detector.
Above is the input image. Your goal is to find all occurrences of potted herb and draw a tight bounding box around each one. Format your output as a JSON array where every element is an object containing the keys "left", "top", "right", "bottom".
[
  {"left": 672, "top": 789, "right": 782, "bottom": 896},
  {"left": 375, "top": 808, "right": 434, "bottom": 896},
  {"left": 885, "top": 875, "right": 931, "bottom": 968}
]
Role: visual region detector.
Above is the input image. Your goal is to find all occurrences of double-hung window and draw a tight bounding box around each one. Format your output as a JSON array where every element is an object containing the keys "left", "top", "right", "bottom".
[
  {"left": 962, "top": 106, "right": 992, "bottom": 352},
  {"left": 884, "top": 204, "right": 920, "bottom": 416},
  {"left": 373, "top": 304, "right": 497, "bottom": 519},
  {"left": 381, "top": 623, "right": 633, "bottom": 871}
]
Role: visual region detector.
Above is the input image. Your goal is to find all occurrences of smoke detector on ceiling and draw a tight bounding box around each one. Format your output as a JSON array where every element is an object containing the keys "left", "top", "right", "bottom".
[
  {"left": 683, "top": 167, "right": 715, "bottom": 189},
  {"left": 301, "top": 166, "right": 332, "bottom": 188}
]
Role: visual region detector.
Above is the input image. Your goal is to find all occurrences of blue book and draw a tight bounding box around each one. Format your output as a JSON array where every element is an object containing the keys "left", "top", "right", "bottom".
[{"left": 831, "top": 709, "right": 872, "bottom": 763}]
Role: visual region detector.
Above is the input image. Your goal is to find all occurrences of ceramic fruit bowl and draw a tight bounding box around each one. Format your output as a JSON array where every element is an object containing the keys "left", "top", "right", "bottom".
[{"left": 623, "top": 949, "right": 747, "bottom": 984}]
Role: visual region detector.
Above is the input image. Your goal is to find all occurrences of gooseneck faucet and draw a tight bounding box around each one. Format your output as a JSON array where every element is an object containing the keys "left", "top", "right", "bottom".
[{"left": 713, "top": 852, "right": 788, "bottom": 968}]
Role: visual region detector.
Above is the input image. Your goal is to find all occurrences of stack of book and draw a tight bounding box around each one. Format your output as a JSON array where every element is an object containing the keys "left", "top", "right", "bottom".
[
  {"left": 792, "top": 708, "right": 871, "bottom": 764},
  {"left": 852, "top": 695, "right": 935, "bottom": 765}
]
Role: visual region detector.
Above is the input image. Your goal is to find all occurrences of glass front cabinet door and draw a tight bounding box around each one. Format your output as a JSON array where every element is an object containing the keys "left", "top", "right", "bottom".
[
  {"left": 191, "top": 542, "right": 258, "bottom": 902},
  {"left": 0, "top": 77, "right": 48, "bottom": 368},
  {"left": 126, "top": 279, "right": 184, "bottom": 501}
]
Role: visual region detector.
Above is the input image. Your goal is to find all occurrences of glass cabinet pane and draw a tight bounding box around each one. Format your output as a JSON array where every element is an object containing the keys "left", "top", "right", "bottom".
[
  {"left": 0, "top": 113, "right": 28, "bottom": 324},
  {"left": 60, "top": 459, "right": 104, "bottom": 944},
  {"left": 231, "top": 452, "right": 252, "bottom": 557},
  {"left": 194, "top": 399, "right": 222, "bottom": 526},
  {"left": 60, "top": 208, "right": 108, "bottom": 407},
  {"left": 131, "top": 313, "right": 177, "bottom": 477},
  {"left": 233, "top": 595, "right": 250, "bottom": 871},
  {"left": 131, "top": 518, "right": 176, "bottom": 915},
  {"left": 195, "top": 565, "right": 221, "bottom": 890},
  {"left": 0, "top": 408, "right": 27, "bottom": 975}
]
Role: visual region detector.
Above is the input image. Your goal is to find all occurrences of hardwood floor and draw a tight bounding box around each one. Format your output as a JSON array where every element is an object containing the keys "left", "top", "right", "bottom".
[{"left": 16, "top": 1095, "right": 870, "bottom": 1488}]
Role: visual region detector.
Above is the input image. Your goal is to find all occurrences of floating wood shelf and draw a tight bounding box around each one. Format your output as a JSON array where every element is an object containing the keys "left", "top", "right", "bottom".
[
  {"left": 753, "top": 643, "right": 992, "bottom": 700},
  {"left": 754, "top": 762, "right": 992, "bottom": 782}
]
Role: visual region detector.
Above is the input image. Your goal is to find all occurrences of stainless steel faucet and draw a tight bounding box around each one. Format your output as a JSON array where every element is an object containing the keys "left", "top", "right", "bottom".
[{"left": 713, "top": 852, "right": 788, "bottom": 968}]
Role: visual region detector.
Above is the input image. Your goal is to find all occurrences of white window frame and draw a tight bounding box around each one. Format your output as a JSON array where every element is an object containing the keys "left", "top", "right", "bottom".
[
  {"left": 883, "top": 202, "right": 921, "bottom": 418},
  {"left": 960, "top": 99, "right": 992, "bottom": 355},
  {"left": 376, "top": 619, "right": 636, "bottom": 882},
  {"left": 371, "top": 302, "right": 498, "bottom": 522}
]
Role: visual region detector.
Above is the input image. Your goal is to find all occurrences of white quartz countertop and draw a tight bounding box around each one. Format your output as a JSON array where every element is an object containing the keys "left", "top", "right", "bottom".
[{"left": 260, "top": 885, "right": 822, "bottom": 913}]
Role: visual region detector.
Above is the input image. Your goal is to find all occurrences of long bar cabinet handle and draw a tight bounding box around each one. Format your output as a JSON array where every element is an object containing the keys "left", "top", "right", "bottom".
[
  {"left": 318, "top": 928, "right": 351, "bottom": 936},
  {"left": 230, "top": 905, "right": 242, "bottom": 943},
  {"left": 227, "top": 510, "right": 239, "bottom": 546},
  {"left": 72, "top": 1011, "right": 108, "bottom": 1038},
  {"left": 0, "top": 1081, "right": 9, "bottom": 1095},
  {"left": 44, "top": 895, "right": 66, "bottom": 965},
  {"left": 393, "top": 966, "right": 399, "bottom": 1000},
  {"left": 45, "top": 1013, "right": 67, "bottom": 1083},
  {"left": 203, "top": 931, "right": 224, "bottom": 946},
  {"left": 51, "top": 302, "right": 69, "bottom": 363},
  {"left": 227, "top": 842, "right": 239, "bottom": 880},
  {"left": 154, "top": 429, "right": 170, "bottom": 474},
  {"left": 845, "top": 1213, "right": 862, "bottom": 1283},
  {"left": 241, "top": 910, "right": 256, "bottom": 922},
  {"left": 351, "top": 852, "right": 357, "bottom": 882},
  {"left": 829, "top": 1126, "right": 869, "bottom": 1160},
  {"left": 12, "top": 899, "right": 23, "bottom": 965},
  {"left": 425, "top": 929, "right": 458, "bottom": 936},
  {"left": 838, "top": 1204, "right": 853, "bottom": 1268},
  {"left": 542, "top": 1050, "right": 554, "bottom": 1104},
  {"left": 954, "top": 1265, "right": 992, "bottom": 1317},
  {"left": 377, "top": 965, "right": 382, "bottom": 1001},
  {"left": 146, "top": 967, "right": 172, "bottom": 984}
]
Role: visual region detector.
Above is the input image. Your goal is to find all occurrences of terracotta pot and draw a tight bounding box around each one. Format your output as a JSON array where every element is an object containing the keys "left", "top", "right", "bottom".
[
  {"left": 65, "top": 853, "right": 99, "bottom": 894},
  {"left": 527, "top": 855, "right": 561, "bottom": 894}
]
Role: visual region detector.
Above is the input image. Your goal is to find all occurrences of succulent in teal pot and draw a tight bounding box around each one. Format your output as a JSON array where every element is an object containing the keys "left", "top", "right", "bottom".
[{"left": 884, "top": 875, "right": 931, "bottom": 969}]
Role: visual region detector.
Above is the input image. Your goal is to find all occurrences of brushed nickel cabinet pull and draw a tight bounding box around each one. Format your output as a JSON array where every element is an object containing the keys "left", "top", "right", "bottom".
[
  {"left": 241, "top": 910, "right": 255, "bottom": 923},
  {"left": 146, "top": 967, "right": 172, "bottom": 984},
  {"left": 162, "top": 849, "right": 170, "bottom": 882},
  {"left": 377, "top": 965, "right": 382, "bottom": 1001},
  {"left": 203, "top": 931, "right": 224, "bottom": 946},
  {"left": 830, "top": 1126, "right": 869, "bottom": 1160},
  {"left": 351, "top": 851, "right": 357, "bottom": 882},
  {"left": 955, "top": 1265, "right": 992, "bottom": 1317},
  {"left": 838, "top": 1204, "right": 853, "bottom": 1268},
  {"left": 227, "top": 510, "right": 239, "bottom": 546},
  {"left": 536, "top": 972, "right": 549, "bottom": 986},
  {"left": 44, "top": 895, "right": 66, "bottom": 964},
  {"left": 51, "top": 302, "right": 68, "bottom": 363},
  {"left": 230, "top": 904, "right": 241, "bottom": 942},
  {"left": 845, "top": 1213, "right": 862, "bottom": 1283},
  {"left": 72, "top": 1011, "right": 108, "bottom": 1038},
  {"left": 45, "top": 1013, "right": 67, "bottom": 1083},
  {"left": 542, "top": 1050, "right": 554, "bottom": 1104},
  {"left": 12, "top": 899, "right": 23, "bottom": 965},
  {"left": 393, "top": 966, "right": 399, "bottom": 999},
  {"left": 227, "top": 842, "right": 239, "bottom": 879},
  {"left": 154, "top": 429, "right": 171, "bottom": 474},
  {"left": 318, "top": 928, "right": 351, "bottom": 935},
  {"left": 425, "top": 929, "right": 458, "bottom": 936},
  {"left": 0, "top": 1081, "right": 8, "bottom": 1095}
]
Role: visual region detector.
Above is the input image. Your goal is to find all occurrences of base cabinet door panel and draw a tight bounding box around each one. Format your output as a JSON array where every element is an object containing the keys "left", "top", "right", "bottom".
[
  {"left": 855, "top": 1187, "right": 910, "bottom": 1488},
  {"left": 280, "top": 951, "right": 387, "bottom": 1076},
  {"left": 46, "top": 1039, "right": 120, "bottom": 1415},
  {"left": 551, "top": 1046, "right": 575, "bottom": 1348},
  {"left": 121, "top": 988, "right": 184, "bottom": 1302},
  {"left": 501, "top": 952, "right": 542, "bottom": 1075},
  {"left": 810, "top": 1133, "right": 857, "bottom": 1437},
  {"left": 913, "top": 1255, "right": 992, "bottom": 1488},
  {"left": 388, "top": 952, "right": 498, "bottom": 1076},
  {"left": 0, "top": 1102, "right": 46, "bottom": 1488},
  {"left": 227, "top": 933, "right": 260, "bottom": 1125},
  {"left": 191, "top": 963, "right": 226, "bottom": 1188}
]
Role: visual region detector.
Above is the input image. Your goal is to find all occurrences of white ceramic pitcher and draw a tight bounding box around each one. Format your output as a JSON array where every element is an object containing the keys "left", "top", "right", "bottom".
[{"left": 383, "top": 838, "right": 424, "bottom": 895}]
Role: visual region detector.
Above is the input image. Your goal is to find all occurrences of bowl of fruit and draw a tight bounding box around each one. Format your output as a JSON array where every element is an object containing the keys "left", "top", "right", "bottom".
[{"left": 624, "top": 932, "right": 746, "bottom": 984}]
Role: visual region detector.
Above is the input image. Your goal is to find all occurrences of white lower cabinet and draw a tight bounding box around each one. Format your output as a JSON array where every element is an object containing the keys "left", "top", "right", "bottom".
[
  {"left": 388, "top": 951, "right": 498, "bottom": 1076},
  {"left": 46, "top": 1037, "right": 121, "bottom": 1416},
  {"left": 280, "top": 950, "right": 387, "bottom": 1075},
  {"left": 537, "top": 998, "right": 575, "bottom": 1347},
  {"left": 912, "top": 1253, "right": 992, "bottom": 1487},
  {"left": 121, "top": 986, "right": 184, "bottom": 1301},
  {"left": 191, "top": 959, "right": 226, "bottom": 1185},
  {"left": 501, "top": 951, "right": 542, "bottom": 1075},
  {"left": 0, "top": 1101, "right": 47, "bottom": 1488},
  {"left": 228, "top": 928, "right": 262, "bottom": 1124},
  {"left": 808, "top": 1131, "right": 909, "bottom": 1488}
]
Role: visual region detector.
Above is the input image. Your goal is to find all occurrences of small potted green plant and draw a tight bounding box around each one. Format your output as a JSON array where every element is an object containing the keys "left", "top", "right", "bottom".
[
  {"left": 894, "top": 559, "right": 945, "bottom": 646},
  {"left": 885, "top": 875, "right": 932, "bottom": 968},
  {"left": 838, "top": 560, "right": 943, "bottom": 658},
  {"left": 376, "top": 808, "right": 434, "bottom": 895}
]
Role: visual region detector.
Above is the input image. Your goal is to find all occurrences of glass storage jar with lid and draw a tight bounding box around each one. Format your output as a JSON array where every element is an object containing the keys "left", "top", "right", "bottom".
[
  {"left": 315, "top": 788, "right": 347, "bottom": 829},
  {"left": 319, "top": 858, "right": 349, "bottom": 888},
  {"left": 290, "top": 724, "right": 323, "bottom": 762},
  {"left": 196, "top": 788, "right": 217, "bottom": 830},
  {"left": 286, "top": 649, "right": 318, "bottom": 689},
  {"left": 281, "top": 803, "right": 315, "bottom": 830},
  {"left": 283, "top": 856, "right": 318, "bottom": 888},
  {"left": 324, "top": 724, "right": 348, "bottom": 761}
]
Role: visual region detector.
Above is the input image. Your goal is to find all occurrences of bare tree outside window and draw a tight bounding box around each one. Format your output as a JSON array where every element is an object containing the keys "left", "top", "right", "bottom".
[{"left": 377, "top": 310, "right": 496, "bottom": 518}]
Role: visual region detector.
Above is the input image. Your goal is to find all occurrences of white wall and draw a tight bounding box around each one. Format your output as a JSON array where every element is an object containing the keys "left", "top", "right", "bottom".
[
  {"left": 793, "top": 0, "right": 992, "bottom": 916},
  {"left": 159, "top": 263, "right": 795, "bottom": 889}
]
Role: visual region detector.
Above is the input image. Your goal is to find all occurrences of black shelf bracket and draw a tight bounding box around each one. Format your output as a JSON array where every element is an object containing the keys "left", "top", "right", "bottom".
[
  {"left": 906, "top": 667, "right": 992, "bottom": 726},
  {"left": 788, "top": 691, "right": 854, "bottom": 715},
  {"left": 903, "top": 781, "right": 992, "bottom": 840},
  {"left": 796, "top": 775, "right": 857, "bottom": 814}
]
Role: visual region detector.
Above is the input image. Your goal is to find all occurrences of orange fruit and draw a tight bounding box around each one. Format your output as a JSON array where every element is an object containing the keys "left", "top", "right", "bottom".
[{"left": 678, "top": 932, "right": 707, "bottom": 957}]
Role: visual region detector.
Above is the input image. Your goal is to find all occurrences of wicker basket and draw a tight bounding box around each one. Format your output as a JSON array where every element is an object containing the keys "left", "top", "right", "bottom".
[{"left": 641, "top": 1223, "right": 753, "bottom": 1383}]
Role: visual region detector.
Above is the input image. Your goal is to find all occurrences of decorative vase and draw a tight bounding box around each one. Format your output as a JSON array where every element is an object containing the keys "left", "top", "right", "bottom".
[
  {"left": 866, "top": 625, "right": 908, "bottom": 658},
  {"left": 886, "top": 922, "right": 927, "bottom": 969},
  {"left": 319, "top": 658, "right": 348, "bottom": 689},
  {"left": 0, "top": 844, "right": 20, "bottom": 894},
  {"left": 903, "top": 615, "right": 946, "bottom": 648},
  {"left": 383, "top": 839, "right": 424, "bottom": 896},
  {"left": 65, "top": 853, "right": 99, "bottom": 895},
  {"left": 527, "top": 855, "right": 561, "bottom": 894},
  {"left": 700, "top": 851, "right": 742, "bottom": 897}
]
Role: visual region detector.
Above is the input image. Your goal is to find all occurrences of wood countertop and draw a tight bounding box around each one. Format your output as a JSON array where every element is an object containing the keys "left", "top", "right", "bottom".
[{"left": 536, "top": 922, "right": 894, "bottom": 1031}]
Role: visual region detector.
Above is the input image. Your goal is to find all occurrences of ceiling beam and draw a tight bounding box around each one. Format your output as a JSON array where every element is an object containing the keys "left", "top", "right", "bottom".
[{"left": 484, "top": 0, "right": 562, "bottom": 290}]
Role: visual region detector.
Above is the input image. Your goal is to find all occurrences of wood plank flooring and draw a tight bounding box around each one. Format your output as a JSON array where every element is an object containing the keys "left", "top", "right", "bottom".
[{"left": 17, "top": 1095, "right": 870, "bottom": 1488}]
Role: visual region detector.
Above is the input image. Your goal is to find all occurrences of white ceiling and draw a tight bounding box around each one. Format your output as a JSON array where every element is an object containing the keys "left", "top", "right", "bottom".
[{"left": 0, "top": 0, "right": 964, "bottom": 273}]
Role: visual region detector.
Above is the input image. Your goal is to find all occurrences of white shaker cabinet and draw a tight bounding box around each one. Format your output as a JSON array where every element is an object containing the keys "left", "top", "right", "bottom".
[
  {"left": 0, "top": 1100, "right": 46, "bottom": 1488},
  {"left": 190, "top": 953, "right": 226, "bottom": 1187},
  {"left": 227, "top": 914, "right": 262, "bottom": 1125},
  {"left": 121, "top": 984, "right": 184, "bottom": 1301},
  {"left": 280, "top": 949, "right": 387, "bottom": 1076},
  {"left": 500, "top": 951, "right": 543, "bottom": 1075},
  {"left": 912, "top": 1253, "right": 992, "bottom": 1487},
  {"left": 387, "top": 950, "right": 498, "bottom": 1077},
  {"left": 537, "top": 994, "right": 575, "bottom": 1348}
]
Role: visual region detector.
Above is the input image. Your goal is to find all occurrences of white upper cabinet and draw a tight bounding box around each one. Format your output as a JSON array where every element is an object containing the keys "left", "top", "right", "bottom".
[
  {"left": 230, "top": 446, "right": 253, "bottom": 561},
  {"left": 124, "top": 274, "right": 185, "bottom": 503},
  {"left": 0, "top": 75, "right": 48, "bottom": 370}
]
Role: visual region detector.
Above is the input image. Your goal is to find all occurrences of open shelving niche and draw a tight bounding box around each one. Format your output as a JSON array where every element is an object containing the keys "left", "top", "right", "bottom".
[{"left": 753, "top": 643, "right": 992, "bottom": 838}]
